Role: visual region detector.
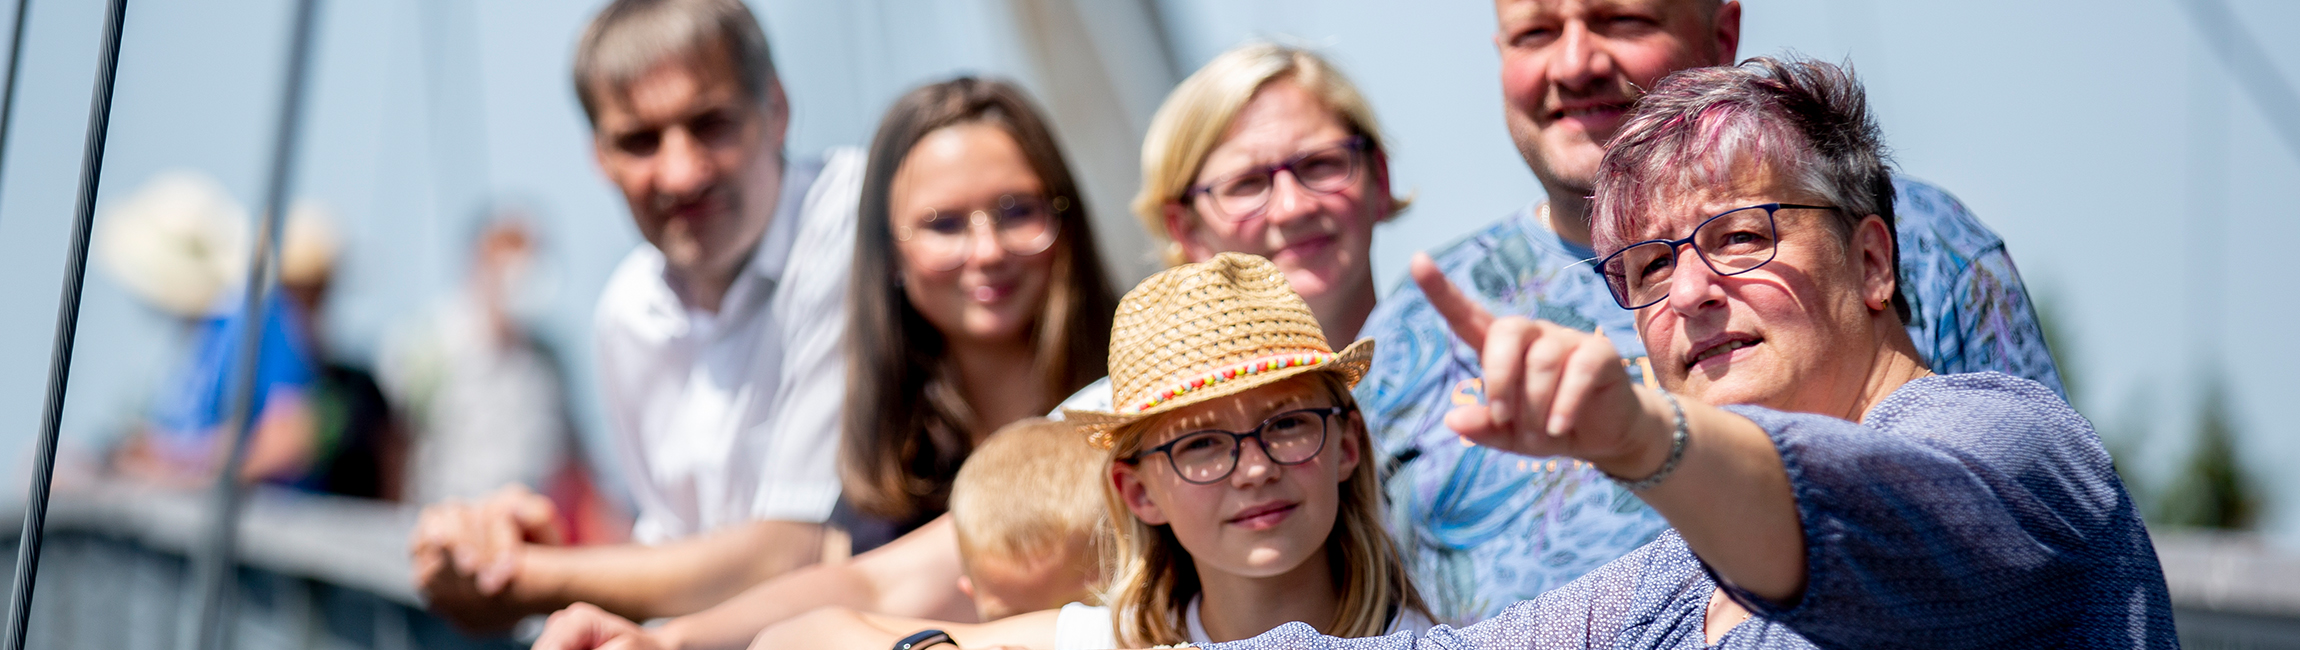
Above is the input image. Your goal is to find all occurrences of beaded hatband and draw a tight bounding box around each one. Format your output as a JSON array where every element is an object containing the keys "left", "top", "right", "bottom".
[{"left": 1124, "top": 351, "right": 1338, "bottom": 414}]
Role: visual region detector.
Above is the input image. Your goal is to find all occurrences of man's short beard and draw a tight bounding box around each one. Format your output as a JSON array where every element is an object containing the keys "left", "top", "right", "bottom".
[
  {"left": 1511, "top": 124, "right": 1598, "bottom": 200},
  {"left": 1510, "top": 81, "right": 1641, "bottom": 197}
]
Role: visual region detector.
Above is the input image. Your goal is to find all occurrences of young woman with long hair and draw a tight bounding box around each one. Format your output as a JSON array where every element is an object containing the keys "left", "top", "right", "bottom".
[{"left": 838, "top": 77, "right": 1120, "bottom": 545}]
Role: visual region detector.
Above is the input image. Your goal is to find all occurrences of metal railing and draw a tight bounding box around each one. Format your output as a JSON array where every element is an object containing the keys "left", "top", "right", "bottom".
[{"left": 1, "top": 480, "right": 513, "bottom": 650}]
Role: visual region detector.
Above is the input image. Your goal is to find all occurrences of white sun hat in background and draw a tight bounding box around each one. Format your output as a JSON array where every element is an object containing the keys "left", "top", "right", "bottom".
[
  {"left": 97, "top": 170, "right": 250, "bottom": 318},
  {"left": 98, "top": 170, "right": 347, "bottom": 319}
]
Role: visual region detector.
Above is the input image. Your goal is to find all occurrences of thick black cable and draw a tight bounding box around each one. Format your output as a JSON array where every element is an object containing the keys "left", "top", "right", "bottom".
[
  {"left": 1, "top": 0, "right": 131, "bottom": 648},
  {"left": 0, "top": 0, "right": 36, "bottom": 210},
  {"left": 185, "top": 0, "right": 322, "bottom": 648}
]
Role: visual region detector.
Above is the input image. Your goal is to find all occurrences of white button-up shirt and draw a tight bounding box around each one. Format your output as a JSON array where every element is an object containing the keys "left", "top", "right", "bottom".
[{"left": 592, "top": 147, "right": 863, "bottom": 544}]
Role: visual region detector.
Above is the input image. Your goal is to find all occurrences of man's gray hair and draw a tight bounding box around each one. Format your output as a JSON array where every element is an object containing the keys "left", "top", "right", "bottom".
[
  {"left": 572, "top": 0, "right": 778, "bottom": 126},
  {"left": 1591, "top": 55, "right": 1909, "bottom": 323}
]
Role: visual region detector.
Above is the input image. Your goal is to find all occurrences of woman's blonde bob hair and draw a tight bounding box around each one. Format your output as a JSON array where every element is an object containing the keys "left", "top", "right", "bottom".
[
  {"left": 1097, "top": 370, "right": 1429, "bottom": 646},
  {"left": 1134, "top": 42, "right": 1410, "bottom": 267}
]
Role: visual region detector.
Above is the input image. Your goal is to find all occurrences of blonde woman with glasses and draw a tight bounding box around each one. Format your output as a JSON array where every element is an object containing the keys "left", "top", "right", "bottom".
[
  {"left": 1056, "top": 40, "right": 1406, "bottom": 413},
  {"left": 1143, "top": 42, "right": 1404, "bottom": 343}
]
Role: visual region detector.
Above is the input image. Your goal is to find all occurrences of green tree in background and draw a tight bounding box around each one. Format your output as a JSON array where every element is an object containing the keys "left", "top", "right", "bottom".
[{"left": 2153, "top": 373, "right": 2261, "bottom": 530}]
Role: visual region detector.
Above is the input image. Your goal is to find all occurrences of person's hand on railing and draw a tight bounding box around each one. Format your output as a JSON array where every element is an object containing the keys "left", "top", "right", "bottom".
[
  {"left": 532, "top": 602, "right": 670, "bottom": 650},
  {"left": 409, "top": 483, "right": 567, "bottom": 632}
]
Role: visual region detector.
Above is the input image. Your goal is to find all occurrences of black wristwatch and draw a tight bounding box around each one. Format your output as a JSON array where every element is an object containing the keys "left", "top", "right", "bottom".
[{"left": 894, "top": 628, "right": 956, "bottom": 650}]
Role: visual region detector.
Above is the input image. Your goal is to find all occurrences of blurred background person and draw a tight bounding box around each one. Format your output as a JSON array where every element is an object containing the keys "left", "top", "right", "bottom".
[
  {"left": 101, "top": 170, "right": 398, "bottom": 498},
  {"left": 531, "top": 74, "right": 1118, "bottom": 650},
  {"left": 381, "top": 209, "right": 624, "bottom": 542},
  {"left": 277, "top": 202, "right": 403, "bottom": 500}
]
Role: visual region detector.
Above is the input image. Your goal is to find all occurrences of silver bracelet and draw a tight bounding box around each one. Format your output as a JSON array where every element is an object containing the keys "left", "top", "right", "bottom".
[{"left": 1606, "top": 389, "right": 1687, "bottom": 492}]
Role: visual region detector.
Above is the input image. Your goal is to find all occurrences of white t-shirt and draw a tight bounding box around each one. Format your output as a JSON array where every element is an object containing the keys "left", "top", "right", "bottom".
[
  {"left": 1052, "top": 596, "right": 1434, "bottom": 649},
  {"left": 593, "top": 147, "right": 864, "bottom": 544}
]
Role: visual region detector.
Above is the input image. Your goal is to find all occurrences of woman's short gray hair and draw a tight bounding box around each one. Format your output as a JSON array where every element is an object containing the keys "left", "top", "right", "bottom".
[
  {"left": 1591, "top": 56, "right": 1908, "bottom": 323},
  {"left": 572, "top": 0, "right": 777, "bottom": 126}
]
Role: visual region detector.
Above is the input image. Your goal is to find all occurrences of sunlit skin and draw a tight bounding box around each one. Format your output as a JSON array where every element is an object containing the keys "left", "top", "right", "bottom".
[
  {"left": 1165, "top": 79, "right": 1388, "bottom": 341},
  {"left": 1494, "top": 0, "right": 1739, "bottom": 242},
  {"left": 956, "top": 545, "right": 1096, "bottom": 622},
  {"left": 1112, "top": 378, "right": 1362, "bottom": 640},
  {"left": 889, "top": 124, "right": 1057, "bottom": 348},
  {"left": 589, "top": 48, "right": 788, "bottom": 312},
  {"left": 1620, "top": 173, "right": 1917, "bottom": 421}
]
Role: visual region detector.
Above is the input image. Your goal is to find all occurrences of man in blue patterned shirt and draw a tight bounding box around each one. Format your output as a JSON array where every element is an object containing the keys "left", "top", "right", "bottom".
[{"left": 1359, "top": 0, "right": 2065, "bottom": 622}]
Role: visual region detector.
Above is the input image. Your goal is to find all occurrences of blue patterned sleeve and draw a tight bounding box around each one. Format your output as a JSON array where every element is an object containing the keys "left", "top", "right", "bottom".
[
  {"left": 1716, "top": 374, "right": 2171, "bottom": 649},
  {"left": 1934, "top": 246, "right": 2066, "bottom": 397},
  {"left": 1889, "top": 178, "right": 2066, "bottom": 398}
]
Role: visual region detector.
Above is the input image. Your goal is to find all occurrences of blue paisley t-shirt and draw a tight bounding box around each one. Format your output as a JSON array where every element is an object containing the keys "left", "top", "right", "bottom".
[{"left": 1356, "top": 176, "right": 2065, "bottom": 622}]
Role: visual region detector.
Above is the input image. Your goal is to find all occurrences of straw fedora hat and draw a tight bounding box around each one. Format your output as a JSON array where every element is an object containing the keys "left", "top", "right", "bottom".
[{"left": 1066, "top": 252, "right": 1372, "bottom": 448}]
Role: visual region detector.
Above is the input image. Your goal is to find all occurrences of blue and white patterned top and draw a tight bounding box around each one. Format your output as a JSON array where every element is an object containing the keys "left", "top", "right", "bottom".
[
  {"left": 1216, "top": 373, "right": 2174, "bottom": 649},
  {"left": 1353, "top": 177, "right": 2066, "bottom": 623}
]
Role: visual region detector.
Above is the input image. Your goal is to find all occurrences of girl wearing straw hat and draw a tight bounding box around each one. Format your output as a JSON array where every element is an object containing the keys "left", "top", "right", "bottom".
[
  {"left": 742, "top": 253, "right": 1435, "bottom": 648},
  {"left": 1059, "top": 252, "right": 1432, "bottom": 647}
]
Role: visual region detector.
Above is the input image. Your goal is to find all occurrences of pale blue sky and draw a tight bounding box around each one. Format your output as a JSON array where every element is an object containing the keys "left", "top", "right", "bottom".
[{"left": 0, "top": 0, "right": 2290, "bottom": 541}]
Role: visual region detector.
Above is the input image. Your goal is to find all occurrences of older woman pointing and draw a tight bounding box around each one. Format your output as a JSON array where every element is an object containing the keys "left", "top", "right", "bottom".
[{"left": 1210, "top": 57, "right": 2173, "bottom": 649}]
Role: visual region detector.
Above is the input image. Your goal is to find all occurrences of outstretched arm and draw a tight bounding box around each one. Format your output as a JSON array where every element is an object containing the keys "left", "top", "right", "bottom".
[
  {"left": 522, "top": 518, "right": 826, "bottom": 619},
  {"left": 414, "top": 485, "right": 826, "bottom": 632},
  {"left": 1409, "top": 254, "right": 1806, "bottom": 603},
  {"left": 533, "top": 515, "right": 974, "bottom": 650}
]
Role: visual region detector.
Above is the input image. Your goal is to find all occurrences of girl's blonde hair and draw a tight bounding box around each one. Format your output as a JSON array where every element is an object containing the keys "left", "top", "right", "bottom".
[
  {"left": 1097, "top": 371, "right": 1429, "bottom": 646},
  {"left": 1134, "top": 42, "right": 1410, "bottom": 267}
]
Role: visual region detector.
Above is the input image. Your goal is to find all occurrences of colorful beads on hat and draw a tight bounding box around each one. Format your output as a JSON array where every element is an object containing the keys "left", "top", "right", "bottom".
[{"left": 1127, "top": 351, "right": 1338, "bottom": 413}]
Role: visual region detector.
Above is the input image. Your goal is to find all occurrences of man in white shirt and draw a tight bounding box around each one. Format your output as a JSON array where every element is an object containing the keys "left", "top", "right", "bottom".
[{"left": 409, "top": 0, "right": 861, "bottom": 632}]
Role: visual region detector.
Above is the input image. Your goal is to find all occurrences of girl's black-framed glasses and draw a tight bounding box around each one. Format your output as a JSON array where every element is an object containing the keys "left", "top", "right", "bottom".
[{"left": 1125, "top": 406, "right": 1346, "bottom": 484}]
